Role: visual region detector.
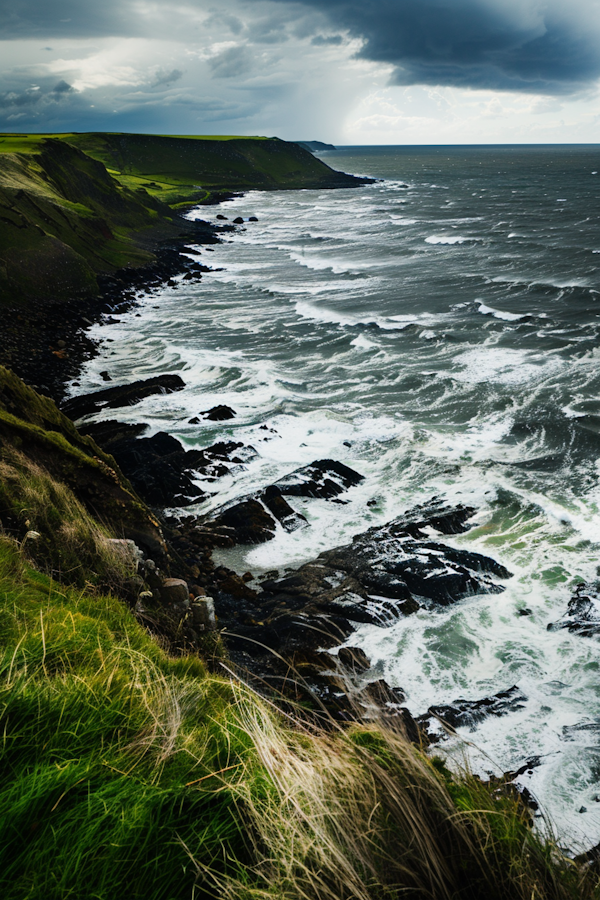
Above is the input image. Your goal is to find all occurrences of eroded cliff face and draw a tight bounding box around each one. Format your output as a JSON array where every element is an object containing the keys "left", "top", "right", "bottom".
[
  {"left": 0, "top": 139, "right": 165, "bottom": 306},
  {"left": 0, "top": 366, "right": 167, "bottom": 572}
]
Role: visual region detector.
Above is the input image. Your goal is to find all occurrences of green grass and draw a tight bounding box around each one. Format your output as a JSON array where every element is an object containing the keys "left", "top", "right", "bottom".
[
  {"left": 0, "top": 537, "right": 266, "bottom": 899},
  {"left": 0, "top": 134, "right": 268, "bottom": 155},
  {"left": 0, "top": 525, "right": 596, "bottom": 900}
]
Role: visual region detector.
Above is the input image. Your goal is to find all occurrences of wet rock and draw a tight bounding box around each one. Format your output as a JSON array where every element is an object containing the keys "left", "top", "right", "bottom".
[
  {"left": 417, "top": 685, "right": 527, "bottom": 739},
  {"left": 316, "top": 500, "right": 511, "bottom": 608},
  {"left": 207, "top": 498, "right": 512, "bottom": 722},
  {"left": 200, "top": 459, "right": 359, "bottom": 546},
  {"left": 86, "top": 430, "right": 255, "bottom": 509},
  {"left": 62, "top": 374, "right": 186, "bottom": 420},
  {"left": 233, "top": 216, "right": 244, "bottom": 224},
  {"left": 212, "top": 498, "right": 276, "bottom": 544},
  {"left": 562, "top": 722, "right": 600, "bottom": 741},
  {"left": 202, "top": 405, "right": 236, "bottom": 421},
  {"left": 249, "top": 216, "right": 258, "bottom": 222},
  {"left": 260, "top": 486, "right": 308, "bottom": 532},
  {"left": 218, "top": 498, "right": 512, "bottom": 661},
  {"left": 547, "top": 581, "right": 600, "bottom": 636},
  {"left": 274, "top": 458, "right": 364, "bottom": 500},
  {"left": 104, "top": 431, "right": 207, "bottom": 507}
]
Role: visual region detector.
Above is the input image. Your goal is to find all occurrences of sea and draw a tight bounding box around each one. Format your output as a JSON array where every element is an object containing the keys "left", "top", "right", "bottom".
[{"left": 70, "top": 145, "right": 600, "bottom": 849}]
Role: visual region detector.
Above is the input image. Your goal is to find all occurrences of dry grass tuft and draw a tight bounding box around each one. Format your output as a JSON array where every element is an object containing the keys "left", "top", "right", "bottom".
[{"left": 0, "top": 449, "right": 134, "bottom": 590}]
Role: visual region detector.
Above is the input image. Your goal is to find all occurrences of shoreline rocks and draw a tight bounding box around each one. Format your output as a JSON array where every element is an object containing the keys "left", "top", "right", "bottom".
[
  {"left": 62, "top": 373, "right": 186, "bottom": 419},
  {"left": 548, "top": 581, "right": 600, "bottom": 636}
]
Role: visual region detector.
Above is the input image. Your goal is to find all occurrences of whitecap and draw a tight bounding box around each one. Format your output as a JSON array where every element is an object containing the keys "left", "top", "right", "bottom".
[
  {"left": 425, "top": 235, "right": 483, "bottom": 245},
  {"left": 477, "top": 302, "right": 526, "bottom": 321},
  {"left": 452, "top": 346, "right": 561, "bottom": 386}
]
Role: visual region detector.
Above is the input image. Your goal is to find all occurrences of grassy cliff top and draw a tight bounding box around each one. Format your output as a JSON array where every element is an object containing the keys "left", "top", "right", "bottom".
[
  {"left": 0, "top": 132, "right": 269, "bottom": 153},
  {"left": 0, "top": 132, "right": 353, "bottom": 205},
  {"left": 64, "top": 132, "right": 358, "bottom": 204}
]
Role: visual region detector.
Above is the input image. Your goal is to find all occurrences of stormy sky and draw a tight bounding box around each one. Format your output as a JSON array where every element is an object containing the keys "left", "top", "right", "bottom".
[{"left": 1, "top": 0, "right": 599, "bottom": 142}]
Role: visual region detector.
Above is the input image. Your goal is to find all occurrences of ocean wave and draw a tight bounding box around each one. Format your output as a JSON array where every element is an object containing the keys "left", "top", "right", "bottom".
[
  {"left": 425, "top": 235, "right": 484, "bottom": 245},
  {"left": 477, "top": 302, "right": 527, "bottom": 321}
]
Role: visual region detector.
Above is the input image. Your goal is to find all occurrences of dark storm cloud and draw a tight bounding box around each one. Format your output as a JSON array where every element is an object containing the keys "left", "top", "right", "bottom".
[{"left": 274, "top": 0, "right": 600, "bottom": 93}]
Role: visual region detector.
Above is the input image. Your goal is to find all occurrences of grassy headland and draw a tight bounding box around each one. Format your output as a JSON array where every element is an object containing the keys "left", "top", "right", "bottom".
[
  {"left": 0, "top": 132, "right": 371, "bottom": 395},
  {"left": 0, "top": 131, "right": 366, "bottom": 306}
]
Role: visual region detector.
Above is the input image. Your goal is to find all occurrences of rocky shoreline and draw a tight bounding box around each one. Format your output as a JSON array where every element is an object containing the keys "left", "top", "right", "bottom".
[
  {"left": 0, "top": 216, "right": 230, "bottom": 403},
  {"left": 61, "top": 368, "right": 536, "bottom": 752}
]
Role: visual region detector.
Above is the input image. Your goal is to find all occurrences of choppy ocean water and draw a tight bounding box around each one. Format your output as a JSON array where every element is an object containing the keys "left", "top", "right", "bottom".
[{"left": 71, "top": 145, "right": 600, "bottom": 848}]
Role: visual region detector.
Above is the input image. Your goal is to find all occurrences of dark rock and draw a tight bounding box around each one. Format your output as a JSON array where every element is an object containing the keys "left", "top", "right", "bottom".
[
  {"left": 260, "top": 486, "right": 308, "bottom": 533},
  {"left": 316, "top": 500, "right": 511, "bottom": 608},
  {"left": 80, "top": 419, "right": 148, "bottom": 447},
  {"left": 202, "top": 405, "right": 236, "bottom": 421},
  {"left": 249, "top": 216, "right": 258, "bottom": 222},
  {"left": 101, "top": 431, "right": 205, "bottom": 507},
  {"left": 220, "top": 498, "right": 512, "bottom": 667},
  {"left": 62, "top": 374, "right": 186, "bottom": 420},
  {"left": 213, "top": 499, "right": 277, "bottom": 544},
  {"left": 160, "top": 577, "right": 190, "bottom": 605},
  {"left": 357, "top": 679, "right": 406, "bottom": 707},
  {"left": 209, "top": 498, "right": 512, "bottom": 716},
  {"left": 233, "top": 216, "right": 244, "bottom": 224},
  {"left": 199, "top": 458, "right": 359, "bottom": 547},
  {"left": 216, "top": 214, "right": 228, "bottom": 220},
  {"left": 547, "top": 581, "right": 600, "bottom": 636},
  {"left": 85, "top": 431, "right": 254, "bottom": 508},
  {"left": 100, "top": 370, "right": 112, "bottom": 382},
  {"left": 274, "top": 458, "right": 364, "bottom": 500},
  {"left": 417, "top": 685, "right": 527, "bottom": 738},
  {"left": 518, "top": 607, "right": 533, "bottom": 616}
]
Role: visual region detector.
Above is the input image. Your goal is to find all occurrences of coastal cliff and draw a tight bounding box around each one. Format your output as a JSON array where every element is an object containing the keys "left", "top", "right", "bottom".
[
  {"left": 0, "top": 133, "right": 596, "bottom": 900},
  {"left": 0, "top": 133, "right": 371, "bottom": 398}
]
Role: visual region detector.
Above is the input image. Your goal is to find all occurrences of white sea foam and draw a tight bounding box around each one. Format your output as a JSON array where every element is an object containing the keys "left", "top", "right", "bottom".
[
  {"left": 452, "top": 346, "right": 562, "bottom": 386},
  {"left": 425, "top": 235, "right": 483, "bottom": 244},
  {"left": 477, "top": 302, "right": 526, "bottom": 321}
]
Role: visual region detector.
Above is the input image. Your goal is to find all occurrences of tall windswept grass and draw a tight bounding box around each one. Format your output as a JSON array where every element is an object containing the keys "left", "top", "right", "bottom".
[
  {"left": 0, "top": 536, "right": 596, "bottom": 900},
  {"left": 0, "top": 449, "right": 134, "bottom": 589},
  {"left": 190, "top": 694, "right": 588, "bottom": 900}
]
